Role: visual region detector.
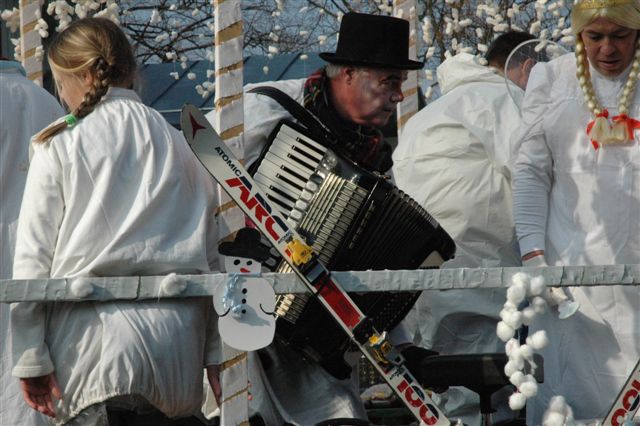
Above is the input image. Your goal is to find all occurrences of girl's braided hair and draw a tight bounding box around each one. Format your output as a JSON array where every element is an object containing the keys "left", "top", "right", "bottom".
[{"left": 36, "top": 17, "right": 137, "bottom": 142}]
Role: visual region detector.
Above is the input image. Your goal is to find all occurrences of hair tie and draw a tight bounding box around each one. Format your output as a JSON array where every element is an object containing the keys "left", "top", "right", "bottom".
[{"left": 64, "top": 114, "right": 78, "bottom": 127}]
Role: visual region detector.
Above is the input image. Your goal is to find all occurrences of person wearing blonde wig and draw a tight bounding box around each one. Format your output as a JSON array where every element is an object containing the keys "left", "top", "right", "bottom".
[{"left": 512, "top": 0, "right": 639, "bottom": 423}]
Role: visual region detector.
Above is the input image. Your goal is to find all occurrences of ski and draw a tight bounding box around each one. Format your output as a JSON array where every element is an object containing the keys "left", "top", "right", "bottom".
[
  {"left": 181, "top": 104, "right": 450, "bottom": 425},
  {"left": 602, "top": 358, "right": 640, "bottom": 426}
]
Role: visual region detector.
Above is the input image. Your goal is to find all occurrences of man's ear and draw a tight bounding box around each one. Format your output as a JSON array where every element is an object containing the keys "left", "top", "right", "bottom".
[
  {"left": 342, "top": 66, "right": 356, "bottom": 84},
  {"left": 521, "top": 58, "right": 536, "bottom": 87}
]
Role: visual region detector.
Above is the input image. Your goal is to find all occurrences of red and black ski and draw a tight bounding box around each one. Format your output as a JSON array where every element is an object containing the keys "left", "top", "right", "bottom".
[{"left": 181, "top": 104, "right": 450, "bottom": 425}]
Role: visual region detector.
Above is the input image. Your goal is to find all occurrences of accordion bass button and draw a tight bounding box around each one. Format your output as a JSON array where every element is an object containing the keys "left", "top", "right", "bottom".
[
  {"left": 295, "top": 200, "right": 309, "bottom": 210},
  {"left": 300, "top": 190, "right": 314, "bottom": 202},
  {"left": 305, "top": 181, "right": 319, "bottom": 192},
  {"left": 289, "top": 210, "right": 303, "bottom": 221}
]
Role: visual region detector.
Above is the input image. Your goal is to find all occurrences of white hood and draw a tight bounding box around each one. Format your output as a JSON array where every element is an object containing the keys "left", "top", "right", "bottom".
[{"left": 437, "top": 52, "right": 508, "bottom": 95}]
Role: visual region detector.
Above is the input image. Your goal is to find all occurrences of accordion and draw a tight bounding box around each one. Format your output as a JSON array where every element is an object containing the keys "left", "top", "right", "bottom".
[{"left": 249, "top": 120, "right": 456, "bottom": 378}]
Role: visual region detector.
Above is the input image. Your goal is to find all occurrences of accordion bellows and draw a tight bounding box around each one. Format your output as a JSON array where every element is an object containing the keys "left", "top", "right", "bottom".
[{"left": 250, "top": 120, "right": 456, "bottom": 378}]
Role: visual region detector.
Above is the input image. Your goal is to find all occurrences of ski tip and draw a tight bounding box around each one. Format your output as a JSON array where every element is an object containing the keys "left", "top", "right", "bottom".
[{"left": 180, "top": 104, "right": 209, "bottom": 146}]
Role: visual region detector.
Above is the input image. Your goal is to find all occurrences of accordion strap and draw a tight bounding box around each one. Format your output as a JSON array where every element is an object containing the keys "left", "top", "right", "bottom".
[{"left": 248, "top": 86, "right": 337, "bottom": 148}]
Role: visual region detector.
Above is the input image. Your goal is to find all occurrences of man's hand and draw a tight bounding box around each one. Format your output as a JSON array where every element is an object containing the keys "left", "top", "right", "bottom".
[
  {"left": 206, "top": 364, "right": 222, "bottom": 406},
  {"left": 19, "top": 373, "right": 62, "bottom": 418}
]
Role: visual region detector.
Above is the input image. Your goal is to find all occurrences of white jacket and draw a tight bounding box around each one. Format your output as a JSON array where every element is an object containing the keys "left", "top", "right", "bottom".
[
  {"left": 392, "top": 53, "right": 523, "bottom": 424},
  {"left": 11, "top": 88, "right": 222, "bottom": 423},
  {"left": 1, "top": 61, "right": 63, "bottom": 426},
  {"left": 513, "top": 53, "right": 640, "bottom": 424}
]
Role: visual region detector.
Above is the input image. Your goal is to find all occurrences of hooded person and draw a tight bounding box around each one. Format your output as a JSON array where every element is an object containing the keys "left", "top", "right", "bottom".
[
  {"left": 512, "top": 0, "right": 640, "bottom": 423},
  {"left": 205, "top": 12, "right": 441, "bottom": 426},
  {"left": 392, "top": 32, "right": 537, "bottom": 424},
  {"left": 1, "top": 57, "right": 63, "bottom": 426}
]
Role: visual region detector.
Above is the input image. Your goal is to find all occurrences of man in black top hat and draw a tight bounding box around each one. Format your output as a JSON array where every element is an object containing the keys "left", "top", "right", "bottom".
[{"left": 205, "top": 12, "right": 427, "bottom": 425}]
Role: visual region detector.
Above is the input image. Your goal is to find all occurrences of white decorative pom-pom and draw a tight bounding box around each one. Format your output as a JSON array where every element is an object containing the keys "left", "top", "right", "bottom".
[
  {"left": 509, "top": 392, "right": 527, "bottom": 410},
  {"left": 509, "top": 370, "right": 525, "bottom": 386},
  {"left": 505, "top": 338, "right": 520, "bottom": 356},
  {"left": 519, "top": 344, "right": 534, "bottom": 361},
  {"left": 512, "top": 272, "right": 531, "bottom": 289},
  {"left": 530, "top": 276, "right": 546, "bottom": 296},
  {"left": 70, "top": 278, "right": 93, "bottom": 298},
  {"left": 532, "top": 296, "right": 548, "bottom": 314},
  {"left": 160, "top": 273, "right": 186, "bottom": 296},
  {"left": 518, "top": 380, "right": 538, "bottom": 397},
  {"left": 527, "top": 330, "right": 549, "bottom": 350},
  {"left": 497, "top": 321, "right": 515, "bottom": 342},
  {"left": 504, "top": 310, "right": 524, "bottom": 329},
  {"left": 548, "top": 395, "right": 568, "bottom": 413},
  {"left": 543, "top": 412, "right": 566, "bottom": 426},
  {"left": 507, "top": 282, "right": 527, "bottom": 304},
  {"left": 521, "top": 306, "right": 537, "bottom": 325},
  {"left": 504, "top": 359, "right": 520, "bottom": 377}
]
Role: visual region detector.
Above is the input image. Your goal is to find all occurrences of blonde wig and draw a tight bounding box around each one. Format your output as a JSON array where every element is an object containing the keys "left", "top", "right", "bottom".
[{"left": 571, "top": 0, "right": 640, "bottom": 34}]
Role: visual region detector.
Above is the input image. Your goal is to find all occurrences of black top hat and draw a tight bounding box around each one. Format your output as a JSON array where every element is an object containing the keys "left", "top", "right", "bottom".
[
  {"left": 218, "top": 227, "right": 271, "bottom": 262},
  {"left": 319, "top": 12, "right": 424, "bottom": 70}
]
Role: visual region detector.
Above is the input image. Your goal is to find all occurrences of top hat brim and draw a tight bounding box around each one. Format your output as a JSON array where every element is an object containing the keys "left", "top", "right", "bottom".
[{"left": 319, "top": 52, "right": 424, "bottom": 70}]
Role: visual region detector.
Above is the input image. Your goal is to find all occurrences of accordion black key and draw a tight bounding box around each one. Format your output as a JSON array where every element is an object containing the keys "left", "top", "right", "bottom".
[{"left": 250, "top": 120, "right": 456, "bottom": 378}]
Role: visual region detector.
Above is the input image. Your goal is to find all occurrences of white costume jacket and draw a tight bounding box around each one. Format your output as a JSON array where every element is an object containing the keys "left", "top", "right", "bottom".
[
  {"left": 11, "top": 88, "right": 222, "bottom": 424},
  {"left": 513, "top": 53, "right": 640, "bottom": 423},
  {"left": 392, "top": 52, "right": 523, "bottom": 423},
  {"left": 1, "top": 61, "right": 63, "bottom": 426}
]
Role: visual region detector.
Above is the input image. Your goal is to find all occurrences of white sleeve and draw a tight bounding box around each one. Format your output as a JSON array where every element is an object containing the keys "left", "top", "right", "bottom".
[
  {"left": 512, "top": 63, "right": 554, "bottom": 256},
  {"left": 11, "top": 142, "right": 64, "bottom": 377}
]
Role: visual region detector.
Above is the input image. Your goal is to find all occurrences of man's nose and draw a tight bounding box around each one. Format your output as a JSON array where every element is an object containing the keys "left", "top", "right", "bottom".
[
  {"left": 391, "top": 87, "right": 404, "bottom": 103},
  {"left": 601, "top": 39, "right": 617, "bottom": 55}
]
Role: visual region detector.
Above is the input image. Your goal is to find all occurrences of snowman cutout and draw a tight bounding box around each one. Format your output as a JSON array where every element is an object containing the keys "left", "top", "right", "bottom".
[{"left": 214, "top": 227, "right": 277, "bottom": 351}]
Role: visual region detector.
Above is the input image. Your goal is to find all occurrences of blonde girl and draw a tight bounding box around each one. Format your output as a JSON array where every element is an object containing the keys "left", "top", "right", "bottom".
[{"left": 12, "top": 17, "right": 222, "bottom": 425}]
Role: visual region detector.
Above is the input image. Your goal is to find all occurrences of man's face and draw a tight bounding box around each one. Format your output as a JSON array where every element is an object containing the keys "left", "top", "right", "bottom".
[
  {"left": 344, "top": 68, "right": 407, "bottom": 127},
  {"left": 581, "top": 18, "right": 638, "bottom": 77}
]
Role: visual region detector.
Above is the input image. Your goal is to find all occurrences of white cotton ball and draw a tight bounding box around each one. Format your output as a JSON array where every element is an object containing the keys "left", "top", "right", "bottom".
[
  {"left": 509, "top": 370, "right": 525, "bottom": 386},
  {"left": 512, "top": 272, "right": 531, "bottom": 289},
  {"left": 509, "top": 392, "right": 527, "bottom": 410},
  {"left": 530, "top": 275, "right": 546, "bottom": 296},
  {"left": 507, "top": 282, "right": 527, "bottom": 304},
  {"left": 521, "top": 306, "right": 537, "bottom": 325},
  {"left": 548, "top": 395, "right": 568, "bottom": 413},
  {"left": 160, "top": 273, "right": 186, "bottom": 296},
  {"left": 70, "top": 278, "right": 93, "bottom": 298},
  {"left": 497, "top": 321, "right": 515, "bottom": 342},
  {"left": 532, "top": 296, "right": 548, "bottom": 314},
  {"left": 505, "top": 310, "right": 524, "bottom": 329},
  {"left": 504, "top": 359, "right": 520, "bottom": 377},
  {"left": 504, "top": 300, "right": 518, "bottom": 311},
  {"left": 187, "top": 72, "right": 196, "bottom": 80},
  {"left": 519, "top": 344, "right": 534, "bottom": 361},
  {"left": 543, "top": 412, "right": 566, "bottom": 426},
  {"left": 505, "top": 338, "right": 520, "bottom": 357},
  {"left": 518, "top": 380, "right": 538, "bottom": 397},
  {"left": 527, "top": 330, "right": 549, "bottom": 350}
]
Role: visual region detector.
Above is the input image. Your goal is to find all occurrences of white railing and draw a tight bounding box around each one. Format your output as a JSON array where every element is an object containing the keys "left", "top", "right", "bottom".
[{"left": 1, "top": 264, "right": 638, "bottom": 302}]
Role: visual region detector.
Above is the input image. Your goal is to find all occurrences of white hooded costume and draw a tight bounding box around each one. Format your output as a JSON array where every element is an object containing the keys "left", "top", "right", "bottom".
[
  {"left": 1, "top": 61, "right": 64, "bottom": 426},
  {"left": 513, "top": 52, "right": 640, "bottom": 424},
  {"left": 11, "top": 88, "right": 223, "bottom": 424},
  {"left": 393, "top": 52, "right": 524, "bottom": 424}
]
